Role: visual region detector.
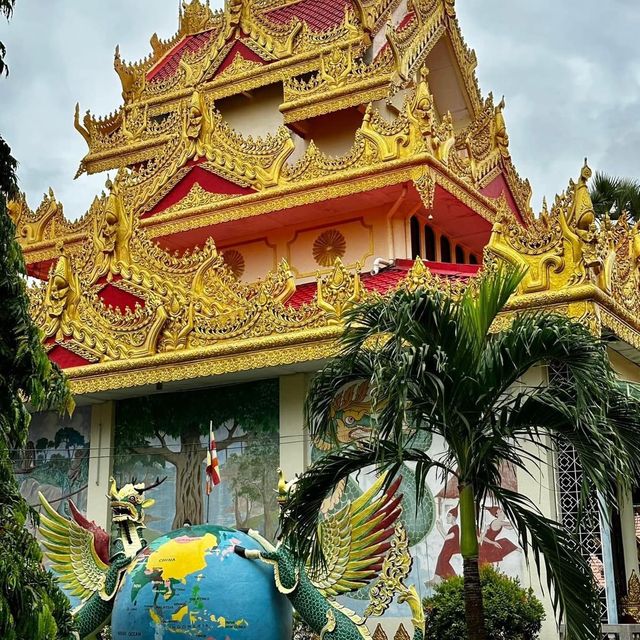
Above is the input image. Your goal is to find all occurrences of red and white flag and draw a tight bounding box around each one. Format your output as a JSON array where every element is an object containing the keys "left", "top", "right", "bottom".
[{"left": 205, "top": 421, "right": 221, "bottom": 495}]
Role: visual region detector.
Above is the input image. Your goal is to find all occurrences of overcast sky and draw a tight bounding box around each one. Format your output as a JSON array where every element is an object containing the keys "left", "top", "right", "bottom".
[{"left": 1, "top": 1, "right": 639, "bottom": 219}]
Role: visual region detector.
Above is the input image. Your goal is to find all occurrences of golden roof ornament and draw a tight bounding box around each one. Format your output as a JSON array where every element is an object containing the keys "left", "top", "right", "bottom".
[
  {"left": 90, "top": 172, "right": 134, "bottom": 284},
  {"left": 622, "top": 571, "right": 640, "bottom": 623},
  {"left": 317, "top": 258, "right": 363, "bottom": 324},
  {"left": 43, "top": 243, "right": 80, "bottom": 340},
  {"left": 568, "top": 158, "right": 595, "bottom": 230},
  {"left": 179, "top": 0, "right": 216, "bottom": 36},
  {"left": 493, "top": 96, "right": 510, "bottom": 159}
]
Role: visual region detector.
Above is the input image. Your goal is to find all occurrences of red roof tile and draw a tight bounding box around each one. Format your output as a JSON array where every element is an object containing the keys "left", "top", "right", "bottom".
[
  {"left": 374, "top": 10, "right": 415, "bottom": 61},
  {"left": 288, "top": 282, "right": 317, "bottom": 308},
  {"left": 48, "top": 343, "right": 92, "bottom": 369},
  {"left": 287, "top": 260, "right": 479, "bottom": 308},
  {"left": 147, "top": 30, "right": 215, "bottom": 82},
  {"left": 266, "top": 0, "right": 354, "bottom": 31}
]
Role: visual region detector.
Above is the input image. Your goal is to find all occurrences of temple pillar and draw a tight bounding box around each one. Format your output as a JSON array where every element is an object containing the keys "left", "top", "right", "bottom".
[
  {"left": 279, "top": 374, "right": 309, "bottom": 479},
  {"left": 86, "top": 401, "right": 115, "bottom": 530},
  {"left": 619, "top": 486, "right": 639, "bottom": 583},
  {"left": 514, "top": 365, "right": 559, "bottom": 640}
]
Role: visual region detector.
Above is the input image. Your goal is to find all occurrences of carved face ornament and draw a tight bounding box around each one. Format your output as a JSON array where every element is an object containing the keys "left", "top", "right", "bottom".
[
  {"left": 100, "top": 208, "right": 119, "bottom": 252},
  {"left": 187, "top": 105, "right": 203, "bottom": 140},
  {"left": 48, "top": 274, "right": 70, "bottom": 317}
]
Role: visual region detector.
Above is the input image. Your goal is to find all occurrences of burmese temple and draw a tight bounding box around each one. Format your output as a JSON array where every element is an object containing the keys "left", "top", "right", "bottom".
[{"left": 9, "top": 1, "right": 640, "bottom": 639}]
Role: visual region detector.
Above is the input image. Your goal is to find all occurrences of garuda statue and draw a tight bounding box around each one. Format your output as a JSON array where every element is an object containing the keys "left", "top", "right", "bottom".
[
  {"left": 38, "top": 476, "right": 165, "bottom": 638},
  {"left": 234, "top": 472, "right": 425, "bottom": 640}
]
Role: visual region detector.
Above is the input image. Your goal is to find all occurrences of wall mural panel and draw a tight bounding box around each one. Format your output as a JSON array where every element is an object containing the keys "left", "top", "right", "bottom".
[
  {"left": 14, "top": 406, "right": 92, "bottom": 517},
  {"left": 113, "top": 379, "right": 280, "bottom": 543},
  {"left": 316, "top": 382, "right": 523, "bottom": 620}
]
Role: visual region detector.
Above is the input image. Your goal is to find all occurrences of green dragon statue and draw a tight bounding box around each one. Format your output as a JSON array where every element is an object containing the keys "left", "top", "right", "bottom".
[
  {"left": 38, "top": 476, "right": 165, "bottom": 639},
  {"left": 234, "top": 473, "right": 425, "bottom": 640}
]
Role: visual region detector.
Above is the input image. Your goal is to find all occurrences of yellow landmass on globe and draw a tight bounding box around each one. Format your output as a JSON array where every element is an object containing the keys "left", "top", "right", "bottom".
[
  {"left": 172, "top": 605, "right": 189, "bottom": 622},
  {"left": 146, "top": 533, "right": 218, "bottom": 582}
]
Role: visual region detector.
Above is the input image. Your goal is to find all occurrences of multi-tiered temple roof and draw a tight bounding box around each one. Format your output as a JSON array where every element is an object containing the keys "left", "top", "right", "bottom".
[{"left": 10, "top": 0, "right": 640, "bottom": 397}]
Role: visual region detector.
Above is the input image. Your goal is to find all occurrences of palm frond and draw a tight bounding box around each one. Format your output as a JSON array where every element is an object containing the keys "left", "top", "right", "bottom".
[
  {"left": 0, "top": 0, "right": 15, "bottom": 19},
  {"left": 590, "top": 171, "right": 640, "bottom": 220},
  {"left": 493, "top": 487, "right": 601, "bottom": 640},
  {"left": 473, "top": 312, "right": 612, "bottom": 421},
  {"left": 457, "top": 263, "right": 525, "bottom": 365},
  {"left": 305, "top": 350, "right": 376, "bottom": 442}
]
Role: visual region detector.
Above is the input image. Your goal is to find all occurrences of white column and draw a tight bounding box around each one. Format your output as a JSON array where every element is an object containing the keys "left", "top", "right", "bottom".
[
  {"left": 619, "top": 486, "right": 639, "bottom": 583},
  {"left": 86, "top": 402, "right": 115, "bottom": 530},
  {"left": 514, "top": 365, "right": 559, "bottom": 640},
  {"left": 598, "top": 493, "right": 618, "bottom": 623},
  {"left": 279, "top": 374, "right": 308, "bottom": 480}
]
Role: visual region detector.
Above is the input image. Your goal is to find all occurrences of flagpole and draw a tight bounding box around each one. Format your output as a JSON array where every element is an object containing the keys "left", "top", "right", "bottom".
[{"left": 206, "top": 420, "right": 212, "bottom": 524}]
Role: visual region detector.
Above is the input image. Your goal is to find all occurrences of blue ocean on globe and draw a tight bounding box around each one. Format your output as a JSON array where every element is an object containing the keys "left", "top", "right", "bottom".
[{"left": 111, "top": 524, "right": 292, "bottom": 640}]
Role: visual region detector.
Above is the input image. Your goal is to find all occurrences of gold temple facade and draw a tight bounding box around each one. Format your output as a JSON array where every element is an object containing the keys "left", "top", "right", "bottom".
[{"left": 11, "top": 1, "right": 640, "bottom": 636}]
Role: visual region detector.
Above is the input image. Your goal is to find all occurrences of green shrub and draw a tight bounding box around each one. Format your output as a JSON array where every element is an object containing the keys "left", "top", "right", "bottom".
[{"left": 422, "top": 565, "right": 545, "bottom": 640}]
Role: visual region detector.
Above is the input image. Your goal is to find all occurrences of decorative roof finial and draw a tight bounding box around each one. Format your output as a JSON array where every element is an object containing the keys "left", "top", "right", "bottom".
[{"left": 179, "top": 0, "right": 214, "bottom": 35}]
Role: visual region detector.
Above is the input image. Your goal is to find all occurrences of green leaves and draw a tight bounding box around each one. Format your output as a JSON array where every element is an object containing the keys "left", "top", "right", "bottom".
[
  {"left": 492, "top": 487, "right": 601, "bottom": 640},
  {"left": 0, "top": 135, "right": 75, "bottom": 637},
  {"left": 590, "top": 171, "right": 640, "bottom": 220},
  {"left": 423, "top": 565, "right": 545, "bottom": 640}
]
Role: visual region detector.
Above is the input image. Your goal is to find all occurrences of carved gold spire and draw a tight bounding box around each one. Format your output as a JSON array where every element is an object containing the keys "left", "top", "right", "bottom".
[
  {"left": 179, "top": 0, "right": 216, "bottom": 36},
  {"left": 317, "top": 258, "right": 363, "bottom": 324}
]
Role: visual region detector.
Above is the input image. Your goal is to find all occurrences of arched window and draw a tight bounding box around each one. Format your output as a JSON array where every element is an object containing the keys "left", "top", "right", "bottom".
[
  {"left": 440, "top": 235, "right": 451, "bottom": 263},
  {"left": 469, "top": 254, "right": 479, "bottom": 265},
  {"left": 424, "top": 225, "right": 436, "bottom": 261},
  {"left": 410, "top": 216, "right": 420, "bottom": 259},
  {"left": 454, "top": 245, "right": 465, "bottom": 264}
]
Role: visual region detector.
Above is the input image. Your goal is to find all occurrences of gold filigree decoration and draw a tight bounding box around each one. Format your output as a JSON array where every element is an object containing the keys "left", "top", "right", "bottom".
[
  {"left": 160, "top": 183, "right": 231, "bottom": 217},
  {"left": 317, "top": 258, "right": 363, "bottom": 324},
  {"left": 179, "top": 0, "right": 218, "bottom": 35},
  {"left": 313, "top": 229, "right": 347, "bottom": 267},
  {"left": 215, "top": 52, "right": 264, "bottom": 81},
  {"left": 365, "top": 522, "right": 425, "bottom": 636},
  {"left": 413, "top": 166, "right": 435, "bottom": 210},
  {"left": 622, "top": 571, "right": 640, "bottom": 623},
  {"left": 365, "top": 522, "right": 412, "bottom": 617}
]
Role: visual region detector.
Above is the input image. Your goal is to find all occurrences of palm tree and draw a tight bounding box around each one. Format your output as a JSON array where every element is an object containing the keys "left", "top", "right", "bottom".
[
  {"left": 280, "top": 266, "right": 640, "bottom": 640},
  {"left": 590, "top": 172, "right": 640, "bottom": 220}
]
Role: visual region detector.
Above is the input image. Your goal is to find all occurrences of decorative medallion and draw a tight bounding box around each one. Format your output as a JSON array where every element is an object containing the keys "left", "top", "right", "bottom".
[
  {"left": 222, "top": 249, "right": 245, "bottom": 278},
  {"left": 313, "top": 229, "right": 347, "bottom": 267}
]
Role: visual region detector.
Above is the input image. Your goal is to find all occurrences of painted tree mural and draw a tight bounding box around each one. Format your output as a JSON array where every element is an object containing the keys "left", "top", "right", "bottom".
[
  {"left": 225, "top": 432, "right": 279, "bottom": 540},
  {"left": 116, "top": 380, "right": 279, "bottom": 529}
]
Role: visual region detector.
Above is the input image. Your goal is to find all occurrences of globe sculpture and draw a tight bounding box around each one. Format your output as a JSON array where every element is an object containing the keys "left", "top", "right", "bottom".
[
  {"left": 111, "top": 524, "right": 292, "bottom": 640},
  {"left": 38, "top": 476, "right": 424, "bottom": 640}
]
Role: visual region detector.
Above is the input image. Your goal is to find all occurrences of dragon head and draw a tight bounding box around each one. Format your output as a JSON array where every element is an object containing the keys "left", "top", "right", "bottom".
[
  {"left": 314, "top": 381, "right": 372, "bottom": 452},
  {"left": 108, "top": 476, "right": 166, "bottom": 525}
]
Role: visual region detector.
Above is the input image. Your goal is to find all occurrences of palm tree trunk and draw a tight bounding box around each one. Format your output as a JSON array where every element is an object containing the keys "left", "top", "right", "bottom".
[{"left": 459, "top": 483, "right": 487, "bottom": 640}]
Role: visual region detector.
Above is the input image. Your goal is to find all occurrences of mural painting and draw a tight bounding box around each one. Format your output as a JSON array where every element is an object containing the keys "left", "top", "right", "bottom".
[
  {"left": 114, "top": 379, "right": 280, "bottom": 542},
  {"left": 13, "top": 406, "right": 91, "bottom": 517},
  {"left": 314, "top": 383, "right": 522, "bottom": 619}
]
